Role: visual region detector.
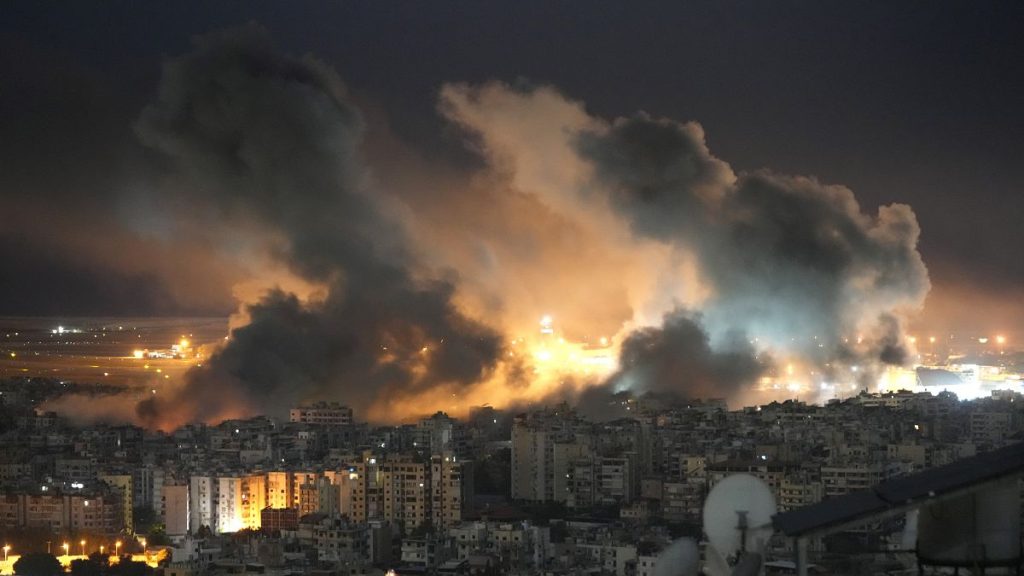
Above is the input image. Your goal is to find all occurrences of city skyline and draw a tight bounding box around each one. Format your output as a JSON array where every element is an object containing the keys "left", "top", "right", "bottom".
[{"left": 1, "top": 7, "right": 1023, "bottom": 574}]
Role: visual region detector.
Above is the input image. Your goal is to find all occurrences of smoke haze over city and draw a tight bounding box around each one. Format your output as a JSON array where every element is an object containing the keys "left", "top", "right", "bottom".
[
  {"left": 5, "top": 7, "right": 1024, "bottom": 576},
  {"left": 2, "top": 4, "right": 1022, "bottom": 429}
]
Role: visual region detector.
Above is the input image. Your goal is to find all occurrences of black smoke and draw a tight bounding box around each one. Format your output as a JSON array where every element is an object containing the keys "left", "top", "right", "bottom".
[
  {"left": 133, "top": 25, "right": 502, "bottom": 427},
  {"left": 577, "top": 114, "right": 929, "bottom": 378},
  {"left": 567, "top": 310, "right": 766, "bottom": 420},
  {"left": 611, "top": 310, "right": 766, "bottom": 398}
]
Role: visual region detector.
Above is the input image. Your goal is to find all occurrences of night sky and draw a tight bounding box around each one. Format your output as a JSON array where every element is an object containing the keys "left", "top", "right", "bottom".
[{"left": 2, "top": 1, "right": 1022, "bottom": 335}]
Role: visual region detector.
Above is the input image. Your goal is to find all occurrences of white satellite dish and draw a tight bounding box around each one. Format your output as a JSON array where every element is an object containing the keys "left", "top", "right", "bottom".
[{"left": 702, "top": 474, "right": 777, "bottom": 575}]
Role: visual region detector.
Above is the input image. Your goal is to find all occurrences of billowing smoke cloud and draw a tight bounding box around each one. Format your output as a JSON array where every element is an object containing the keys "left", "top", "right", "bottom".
[
  {"left": 610, "top": 310, "right": 766, "bottom": 398},
  {"left": 441, "top": 83, "right": 930, "bottom": 396},
  {"left": 575, "top": 113, "right": 929, "bottom": 379},
  {"left": 132, "top": 26, "right": 502, "bottom": 429},
  {"left": 89, "top": 29, "right": 929, "bottom": 429},
  {"left": 566, "top": 310, "right": 767, "bottom": 421}
]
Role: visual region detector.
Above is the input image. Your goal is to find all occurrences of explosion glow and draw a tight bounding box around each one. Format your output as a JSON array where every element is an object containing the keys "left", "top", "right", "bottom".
[
  {"left": 29, "top": 25, "right": 947, "bottom": 430},
  {"left": 525, "top": 315, "right": 615, "bottom": 376}
]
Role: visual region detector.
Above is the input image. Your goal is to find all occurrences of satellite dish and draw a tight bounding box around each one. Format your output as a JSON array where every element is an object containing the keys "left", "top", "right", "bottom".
[{"left": 702, "top": 474, "right": 777, "bottom": 574}]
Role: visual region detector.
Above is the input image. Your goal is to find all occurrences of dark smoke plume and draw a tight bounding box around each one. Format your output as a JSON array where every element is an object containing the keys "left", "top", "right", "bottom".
[
  {"left": 610, "top": 310, "right": 766, "bottom": 398},
  {"left": 567, "top": 310, "right": 766, "bottom": 420},
  {"left": 438, "top": 84, "right": 929, "bottom": 401},
  {"left": 133, "top": 25, "right": 502, "bottom": 428},
  {"left": 116, "top": 36, "right": 930, "bottom": 428},
  {"left": 577, "top": 113, "right": 929, "bottom": 378}
]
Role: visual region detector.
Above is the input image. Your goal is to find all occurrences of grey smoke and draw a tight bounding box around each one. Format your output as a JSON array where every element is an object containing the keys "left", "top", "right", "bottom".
[
  {"left": 134, "top": 25, "right": 502, "bottom": 426},
  {"left": 567, "top": 310, "right": 767, "bottom": 421},
  {"left": 125, "top": 28, "right": 929, "bottom": 427},
  {"left": 610, "top": 310, "right": 765, "bottom": 398},
  {"left": 577, "top": 113, "right": 929, "bottom": 380}
]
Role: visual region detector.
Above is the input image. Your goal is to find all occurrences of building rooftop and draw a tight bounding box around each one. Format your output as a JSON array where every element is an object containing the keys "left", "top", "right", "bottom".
[{"left": 773, "top": 441, "right": 1024, "bottom": 537}]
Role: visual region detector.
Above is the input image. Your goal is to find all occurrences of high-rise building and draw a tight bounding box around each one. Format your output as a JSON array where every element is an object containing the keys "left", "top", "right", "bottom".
[
  {"left": 163, "top": 484, "right": 189, "bottom": 537},
  {"left": 241, "top": 473, "right": 267, "bottom": 530},
  {"left": 511, "top": 415, "right": 551, "bottom": 501},
  {"left": 217, "top": 476, "right": 244, "bottom": 533},
  {"left": 511, "top": 411, "right": 585, "bottom": 502},
  {"left": 299, "top": 476, "right": 339, "bottom": 517},
  {"left": 552, "top": 442, "right": 590, "bottom": 503},
  {"left": 291, "top": 471, "right": 318, "bottom": 508},
  {"left": 348, "top": 452, "right": 466, "bottom": 534},
  {"left": 416, "top": 412, "right": 465, "bottom": 455},
  {"left": 99, "top": 474, "right": 133, "bottom": 532},
  {"left": 188, "top": 476, "right": 216, "bottom": 533},
  {"left": 430, "top": 452, "right": 471, "bottom": 531},
  {"left": 133, "top": 465, "right": 164, "bottom": 516},
  {"left": 266, "top": 471, "right": 290, "bottom": 510},
  {"left": 380, "top": 455, "right": 429, "bottom": 533}
]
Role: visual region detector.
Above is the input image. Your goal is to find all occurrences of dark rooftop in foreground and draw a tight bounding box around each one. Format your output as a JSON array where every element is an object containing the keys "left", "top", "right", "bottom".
[{"left": 773, "top": 441, "right": 1024, "bottom": 537}]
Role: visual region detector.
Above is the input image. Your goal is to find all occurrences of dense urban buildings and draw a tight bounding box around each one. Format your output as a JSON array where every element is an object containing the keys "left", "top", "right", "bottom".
[{"left": 3, "top": 371, "right": 1024, "bottom": 574}]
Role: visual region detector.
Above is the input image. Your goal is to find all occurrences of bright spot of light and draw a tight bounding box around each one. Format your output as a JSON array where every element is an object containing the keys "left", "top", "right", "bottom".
[
  {"left": 540, "top": 314, "right": 554, "bottom": 334},
  {"left": 979, "top": 337, "right": 989, "bottom": 344}
]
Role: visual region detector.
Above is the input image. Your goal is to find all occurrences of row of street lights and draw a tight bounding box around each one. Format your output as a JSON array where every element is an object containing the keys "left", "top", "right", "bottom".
[
  {"left": 1, "top": 537, "right": 147, "bottom": 563},
  {"left": 59, "top": 538, "right": 141, "bottom": 557}
]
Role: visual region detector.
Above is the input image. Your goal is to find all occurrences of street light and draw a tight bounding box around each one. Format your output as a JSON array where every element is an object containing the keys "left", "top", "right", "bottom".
[
  {"left": 80, "top": 540, "right": 86, "bottom": 557},
  {"left": 99, "top": 546, "right": 104, "bottom": 556},
  {"left": 115, "top": 541, "right": 121, "bottom": 557},
  {"left": 62, "top": 543, "right": 69, "bottom": 557},
  {"left": 140, "top": 538, "right": 146, "bottom": 555},
  {"left": 3, "top": 545, "right": 10, "bottom": 562}
]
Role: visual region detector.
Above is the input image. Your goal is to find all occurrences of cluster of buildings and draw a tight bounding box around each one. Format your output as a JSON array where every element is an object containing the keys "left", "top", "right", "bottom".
[{"left": 3, "top": 381, "right": 1024, "bottom": 574}]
